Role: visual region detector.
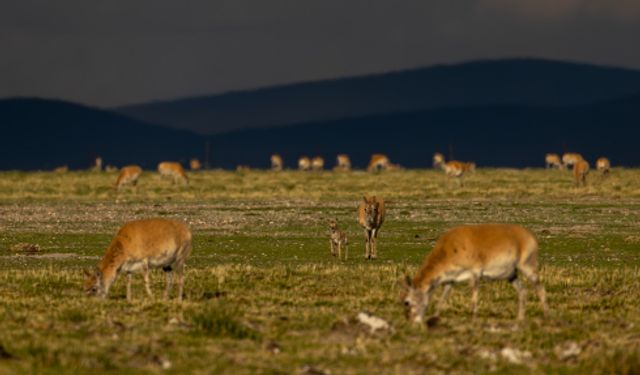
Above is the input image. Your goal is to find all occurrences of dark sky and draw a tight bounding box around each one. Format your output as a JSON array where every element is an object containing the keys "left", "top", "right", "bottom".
[{"left": 1, "top": 0, "right": 639, "bottom": 107}]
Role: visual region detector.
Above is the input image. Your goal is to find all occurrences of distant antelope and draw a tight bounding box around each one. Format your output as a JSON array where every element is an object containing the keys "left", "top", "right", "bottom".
[
  {"left": 189, "top": 158, "right": 202, "bottom": 171},
  {"left": 335, "top": 154, "right": 351, "bottom": 171},
  {"left": 329, "top": 219, "right": 348, "bottom": 260},
  {"left": 84, "top": 218, "right": 192, "bottom": 301},
  {"left": 573, "top": 159, "right": 590, "bottom": 187},
  {"left": 596, "top": 157, "right": 610, "bottom": 175},
  {"left": 358, "top": 196, "right": 385, "bottom": 260},
  {"left": 545, "top": 153, "right": 563, "bottom": 169},
  {"left": 115, "top": 165, "right": 142, "bottom": 190},
  {"left": 367, "top": 154, "right": 390, "bottom": 172},
  {"left": 53, "top": 165, "right": 69, "bottom": 173},
  {"left": 311, "top": 156, "right": 325, "bottom": 171},
  {"left": 271, "top": 154, "right": 284, "bottom": 171},
  {"left": 91, "top": 157, "right": 103, "bottom": 172},
  {"left": 400, "top": 224, "right": 548, "bottom": 324},
  {"left": 158, "top": 161, "right": 188, "bottom": 185},
  {"left": 433, "top": 153, "right": 445, "bottom": 169},
  {"left": 236, "top": 165, "right": 251, "bottom": 172},
  {"left": 562, "top": 153, "right": 583, "bottom": 169},
  {"left": 442, "top": 160, "right": 475, "bottom": 186},
  {"left": 298, "top": 156, "right": 311, "bottom": 171}
]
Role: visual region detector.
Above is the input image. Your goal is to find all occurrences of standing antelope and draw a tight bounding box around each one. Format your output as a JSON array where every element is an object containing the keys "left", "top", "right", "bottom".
[
  {"left": 189, "top": 158, "right": 202, "bottom": 171},
  {"left": 596, "top": 157, "right": 610, "bottom": 175},
  {"left": 114, "top": 165, "right": 142, "bottom": 190},
  {"left": 433, "top": 153, "right": 445, "bottom": 169},
  {"left": 443, "top": 160, "right": 475, "bottom": 186},
  {"left": 545, "top": 153, "right": 563, "bottom": 169},
  {"left": 335, "top": 154, "right": 351, "bottom": 171},
  {"left": 358, "top": 196, "right": 385, "bottom": 260},
  {"left": 367, "top": 154, "right": 390, "bottom": 172},
  {"left": 329, "top": 219, "right": 348, "bottom": 260},
  {"left": 562, "top": 153, "right": 583, "bottom": 169},
  {"left": 158, "top": 161, "right": 188, "bottom": 185},
  {"left": 573, "top": 159, "right": 590, "bottom": 187},
  {"left": 311, "top": 156, "right": 325, "bottom": 171},
  {"left": 298, "top": 156, "right": 311, "bottom": 171},
  {"left": 401, "top": 224, "right": 548, "bottom": 324},
  {"left": 91, "top": 156, "right": 103, "bottom": 172},
  {"left": 84, "top": 218, "right": 192, "bottom": 301},
  {"left": 271, "top": 154, "right": 284, "bottom": 171}
]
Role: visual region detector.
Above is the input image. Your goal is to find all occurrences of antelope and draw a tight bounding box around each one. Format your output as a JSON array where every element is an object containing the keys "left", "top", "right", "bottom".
[
  {"left": 562, "top": 153, "right": 583, "bottom": 169},
  {"left": 358, "top": 195, "right": 385, "bottom": 260},
  {"left": 433, "top": 153, "right": 445, "bottom": 169},
  {"left": 53, "top": 165, "right": 69, "bottom": 173},
  {"left": 367, "top": 154, "right": 390, "bottom": 172},
  {"left": 298, "top": 156, "right": 311, "bottom": 171},
  {"left": 271, "top": 154, "right": 284, "bottom": 171},
  {"left": 329, "top": 219, "right": 348, "bottom": 260},
  {"left": 114, "top": 165, "right": 142, "bottom": 190},
  {"left": 189, "top": 158, "right": 202, "bottom": 171},
  {"left": 158, "top": 161, "right": 188, "bottom": 185},
  {"left": 596, "top": 157, "right": 610, "bottom": 175},
  {"left": 91, "top": 157, "right": 103, "bottom": 172},
  {"left": 335, "top": 154, "right": 351, "bottom": 171},
  {"left": 442, "top": 160, "right": 475, "bottom": 186},
  {"left": 311, "top": 156, "right": 325, "bottom": 171},
  {"left": 400, "top": 224, "right": 548, "bottom": 324},
  {"left": 545, "top": 153, "right": 563, "bottom": 169},
  {"left": 84, "top": 218, "right": 192, "bottom": 301},
  {"left": 236, "top": 165, "right": 251, "bottom": 172},
  {"left": 573, "top": 159, "right": 590, "bottom": 187}
]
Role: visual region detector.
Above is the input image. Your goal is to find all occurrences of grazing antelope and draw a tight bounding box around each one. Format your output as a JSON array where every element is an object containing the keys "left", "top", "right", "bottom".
[
  {"left": 158, "top": 161, "right": 188, "bottom": 185},
  {"left": 367, "top": 154, "right": 390, "bottom": 172},
  {"left": 596, "top": 157, "right": 610, "bottom": 175},
  {"left": 189, "top": 158, "right": 202, "bottom": 171},
  {"left": 298, "top": 156, "right": 311, "bottom": 171},
  {"left": 545, "top": 153, "right": 563, "bottom": 169},
  {"left": 271, "top": 154, "right": 284, "bottom": 171},
  {"left": 562, "top": 153, "right": 583, "bottom": 169},
  {"left": 329, "top": 219, "right": 348, "bottom": 260},
  {"left": 115, "top": 165, "right": 142, "bottom": 190},
  {"left": 358, "top": 196, "right": 385, "bottom": 260},
  {"left": 573, "top": 159, "right": 590, "bottom": 187},
  {"left": 335, "top": 154, "right": 351, "bottom": 171},
  {"left": 311, "top": 156, "right": 325, "bottom": 171},
  {"left": 433, "top": 153, "right": 445, "bottom": 169},
  {"left": 84, "top": 218, "right": 192, "bottom": 301},
  {"left": 91, "top": 157, "right": 103, "bottom": 172},
  {"left": 400, "top": 224, "right": 548, "bottom": 324}
]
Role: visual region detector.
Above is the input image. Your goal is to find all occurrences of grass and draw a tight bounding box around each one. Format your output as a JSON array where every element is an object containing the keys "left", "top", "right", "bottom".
[{"left": 1, "top": 168, "right": 640, "bottom": 373}]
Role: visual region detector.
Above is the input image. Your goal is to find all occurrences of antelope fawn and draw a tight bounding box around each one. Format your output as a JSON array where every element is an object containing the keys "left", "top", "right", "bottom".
[
  {"left": 158, "top": 161, "right": 188, "bottom": 185},
  {"left": 114, "top": 165, "right": 142, "bottom": 190},
  {"left": 329, "top": 219, "right": 348, "bottom": 260},
  {"left": 358, "top": 196, "right": 385, "bottom": 259},
  {"left": 573, "top": 159, "right": 590, "bottom": 187},
  {"left": 545, "top": 153, "right": 563, "bottom": 169},
  {"left": 367, "top": 154, "right": 390, "bottom": 172},
  {"left": 84, "top": 218, "right": 192, "bottom": 301},
  {"left": 401, "top": 224, "right": 548, "bottom": 324}
]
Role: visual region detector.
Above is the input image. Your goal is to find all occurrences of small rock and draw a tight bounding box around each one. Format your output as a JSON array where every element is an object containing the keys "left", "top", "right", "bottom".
[
  {"left": 265, "top": 340, "right": 281, "bottom": 355},
  {"left": 554, "top": 341, "right": 581, "bottom": 361},
  {"left": 500, "top": 347, "right": 531, "bottom": 365},
  {"left": 356, "top": 312, "right": 390, "bottom": 333}
]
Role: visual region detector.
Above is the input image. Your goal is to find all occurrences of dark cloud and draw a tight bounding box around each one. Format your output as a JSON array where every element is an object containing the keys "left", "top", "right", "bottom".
[{"left": 1, "top": 0, "right": 638, "bottom": 107}]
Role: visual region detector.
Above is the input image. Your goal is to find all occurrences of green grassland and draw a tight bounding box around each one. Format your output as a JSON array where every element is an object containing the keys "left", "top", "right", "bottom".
[{"left": 1, "top": 168, "right": 640, "bottom": 374}]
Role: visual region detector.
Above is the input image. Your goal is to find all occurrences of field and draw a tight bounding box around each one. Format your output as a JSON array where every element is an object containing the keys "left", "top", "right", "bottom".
[{"left": 1, "top": 168, "right": 640, "bottom": 374}]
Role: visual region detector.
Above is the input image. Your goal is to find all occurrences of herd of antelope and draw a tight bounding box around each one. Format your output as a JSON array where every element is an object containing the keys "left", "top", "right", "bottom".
[{"left": 75, "top": 150, "right": 615, "bottom": 325}]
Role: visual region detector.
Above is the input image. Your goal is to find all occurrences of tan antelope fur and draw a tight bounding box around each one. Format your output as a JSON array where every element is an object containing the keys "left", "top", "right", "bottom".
[
  {"left": 335, "top": 154, "right": 351, "bottom": 171},
  {"left": 441, "top": 160, "right": 475, "bottom": 186},
  {"left": 189, "top": 158, "right": 202, "bottom": 171},
  {"left": 329, "top": 219, "right": 348, "bottom": 260},
  {"left": 158, "top": 161, "right": 188, "bottom": 185},
  {"left": 562, "top": 153, "right": 583, "bottom": 168},
  {"left": 433, "top": 153, "right": 445, "bottom": 168},
  {"left": 401, "top": 224, "right": 548, "bottom": 324},
  {"left": 573, "top": 159, "right": 590, "bottom": 187},
  {"left": 298, "top": 156, "right": 311, "bottom": 171},
  {"left": 596, "top": 157, "right": 610, "bottom": 175},
  {"left": 311, "top": 156, "right": 325, "bottom": 171},
  {"left": 367, "top": 154, "right": 390, "bottom": 172},
  {"left": 545, "top": 153, "right": 563, "bottom": 169},
  {"left": 114, "top": 165, "right": 142, "bottom": 190},
  {"left": 358, "top": 196, "right": 386, "bottom": 259},
  {"left": 271, "top": 154, "right": 284, "bottom": 171},
  {"left": 84, "top": 218, "right": 192, "bottom": 301}
]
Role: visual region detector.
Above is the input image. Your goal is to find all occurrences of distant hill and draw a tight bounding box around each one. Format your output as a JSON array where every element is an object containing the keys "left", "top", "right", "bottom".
[
  {"left": 207, "top": 93, "right": 640, "bottom": 169},
  {"left": 0, "top": 98, "right": 205, "bottom": 170},
  {"left": 116, "top": 58, "right": 640, "bottom": 135}
]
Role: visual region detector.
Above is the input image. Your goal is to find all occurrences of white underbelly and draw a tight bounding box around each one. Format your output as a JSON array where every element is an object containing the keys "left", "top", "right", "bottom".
[{"left": 120, "top": 252, "right": 176, "bottom": 273}]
